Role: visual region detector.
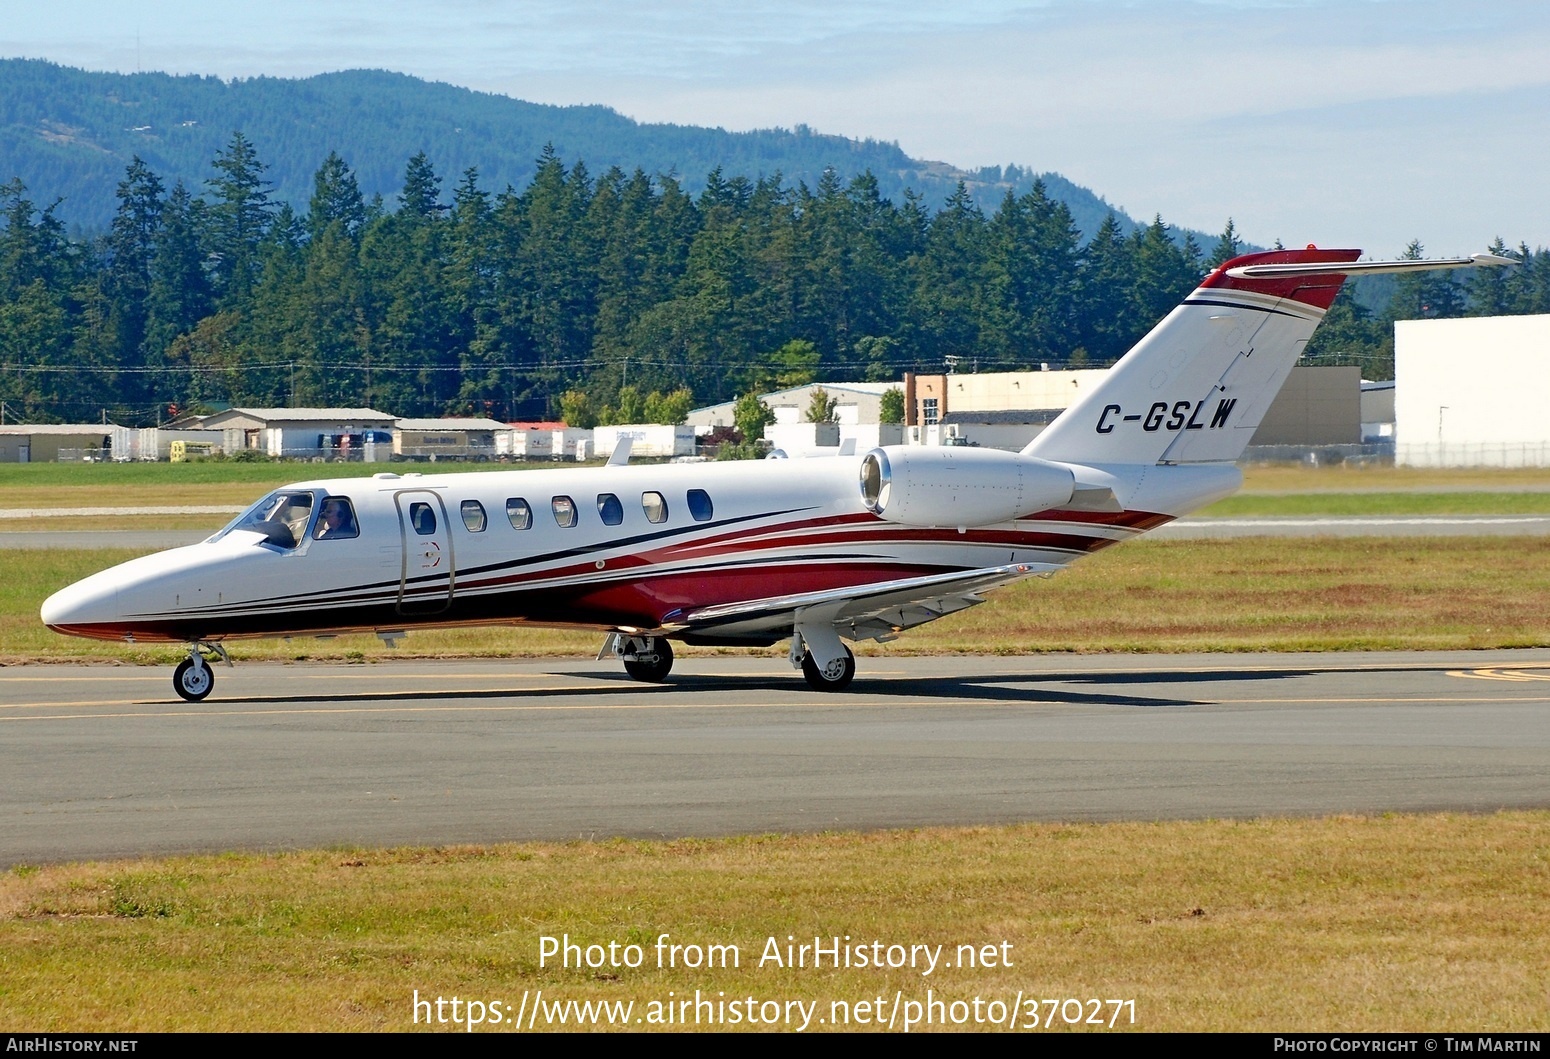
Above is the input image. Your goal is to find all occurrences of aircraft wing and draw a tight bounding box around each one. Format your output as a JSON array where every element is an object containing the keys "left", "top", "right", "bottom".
[{"left": 672, "top": 562, "right": 1060, "bottom": 643}]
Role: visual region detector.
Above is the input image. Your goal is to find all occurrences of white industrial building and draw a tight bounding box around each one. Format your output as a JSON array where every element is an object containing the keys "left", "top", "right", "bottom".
[
  {"left": 198, "top": 407, "right": 397, "bottom": 460},
  {"left": 393, "top": 417, "right": 504, "bottom": 460},
  {"left": 904, "top": 366, "right": 1361, "bottom": 452},
  {"left": 1396, "top": 315, "right": 1550, "bottom": 467},
  {"left": 0, "top": 424, "right": 117, "bottom": 462},
  {"left": 687, "top": 382, "right": 895, "bottom": 429}
]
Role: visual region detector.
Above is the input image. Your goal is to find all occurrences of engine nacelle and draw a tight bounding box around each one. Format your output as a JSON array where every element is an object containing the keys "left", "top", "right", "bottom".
[{"left": 858, "top": 446, "right": 1076, "bottom": 527}]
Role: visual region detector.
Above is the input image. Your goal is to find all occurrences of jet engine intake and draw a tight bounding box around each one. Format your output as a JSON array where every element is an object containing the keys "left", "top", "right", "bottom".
[{"left": 859, "top": 446, "right": 1076, "bottom": 527}]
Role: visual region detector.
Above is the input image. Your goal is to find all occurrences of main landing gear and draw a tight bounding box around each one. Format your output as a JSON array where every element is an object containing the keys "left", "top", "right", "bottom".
[
  {"left": 800, "top": 645, "right": 856, "bottom": 691},
  {"left": 603, "top": 634, "right": 675, "bottom": 683},
  {"left": 173, "top": 642, "right": 230, "bottom": 702},
  {"left": 791, "top": 627, "right": 856, "bottom": 692}
]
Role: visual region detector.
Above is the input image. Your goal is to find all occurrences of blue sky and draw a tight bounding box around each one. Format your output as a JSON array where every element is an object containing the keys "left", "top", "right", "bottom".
[{"left": 5, "top": 0, "right": 1548, "bottom": 254}]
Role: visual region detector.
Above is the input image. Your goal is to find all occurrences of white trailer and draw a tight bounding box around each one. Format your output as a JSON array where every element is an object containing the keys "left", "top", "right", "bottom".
[{"left": 592, "top": 424, "right": 696, "bottom": 459}]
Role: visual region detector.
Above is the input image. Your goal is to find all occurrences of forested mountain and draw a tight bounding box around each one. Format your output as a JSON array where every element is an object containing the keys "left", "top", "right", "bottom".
[
  {"left": 2, "top": 58, "right": 1135, "bottom": 239},
  {"left": 3, "top": 61, "right": 1547, "bottom": 430}
]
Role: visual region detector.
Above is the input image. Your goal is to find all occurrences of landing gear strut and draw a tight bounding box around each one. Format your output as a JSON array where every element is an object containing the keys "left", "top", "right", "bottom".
[
  {"left": 603, "top": 634, "right": 675, "bottom": 683},
  {"left": 173, "top": 642, "right": 230, "bottom": 702},
  {"left": 791, "top": 627, "right": 856, "bottom": 692},
  {"left": 800, "top": 644, "right": 856, "bottom": 691}
]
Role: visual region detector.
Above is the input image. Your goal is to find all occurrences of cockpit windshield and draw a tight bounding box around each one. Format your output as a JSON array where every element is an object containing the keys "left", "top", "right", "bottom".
[{"left": 210, "top": 490, "right": 317, "bottom": 549}]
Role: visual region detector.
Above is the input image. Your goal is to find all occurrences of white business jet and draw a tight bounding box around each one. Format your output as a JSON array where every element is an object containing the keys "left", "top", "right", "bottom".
[{"left": 41, "top": 247, "right": 1511, "bottom": 700}]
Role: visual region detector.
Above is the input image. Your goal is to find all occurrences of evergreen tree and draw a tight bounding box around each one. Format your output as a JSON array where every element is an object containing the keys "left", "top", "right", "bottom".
[
  {"left": 1206, "top": 219, "right": 1242, "bottom": 269},
  {"left": 143, "top": 182, "right": 213, "bottom": 409},
  {"left": 307, "top": 152, "right": 366, "bottom": 243},
  {"left": 910, "top": 182, "right": 986, "bottom": 369},
  {"left": 1074, "top": 214, "right": 1135, "bottom": 363},
  {"left": 1467, "top": 237, "right": 1515, "bottom": 317},
  {"left": 205, "top": 132, "right": 276, "bottom": 305},
  {"left": 0, "top": 179, "right": 80, "bottom": 420}
]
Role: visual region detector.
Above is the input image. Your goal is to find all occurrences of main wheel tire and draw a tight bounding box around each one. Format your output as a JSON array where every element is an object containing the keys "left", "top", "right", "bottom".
[
  {"left": 801, "top": 644, "right": 856, "bottom": 692},
  {"left": 622, "top": 637, "right": 674, "bottom": 683},
  {"left": 173, "top": 657, "right": 214, "bottom": 702}
]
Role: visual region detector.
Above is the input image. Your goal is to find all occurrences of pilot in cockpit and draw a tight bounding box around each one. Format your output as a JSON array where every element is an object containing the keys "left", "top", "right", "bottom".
[{"left": 314, "top": 497, "right": 359, "bottom": 539}]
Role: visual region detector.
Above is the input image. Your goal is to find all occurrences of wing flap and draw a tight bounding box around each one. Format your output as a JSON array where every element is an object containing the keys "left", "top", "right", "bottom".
[{"left": 675, "top": 562, "right": 1059, "bottom": 641}]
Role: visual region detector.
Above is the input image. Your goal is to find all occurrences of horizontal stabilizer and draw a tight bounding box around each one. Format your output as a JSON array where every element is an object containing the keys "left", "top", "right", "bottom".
[{"left": 1226, "top": 253, "right": 1516, "bottom": 279}]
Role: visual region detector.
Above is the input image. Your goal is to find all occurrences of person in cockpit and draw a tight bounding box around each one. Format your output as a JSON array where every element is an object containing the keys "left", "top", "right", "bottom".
[{"left": 314, "top": 497, "right": 359, "bottom": 539}]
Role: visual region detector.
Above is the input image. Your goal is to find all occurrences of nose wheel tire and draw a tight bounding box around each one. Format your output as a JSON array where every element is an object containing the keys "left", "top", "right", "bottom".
[
  {"left": 173, "top": 657, "right": 214, "bottom": 701},
  {"left": 622, "top": 637, "right": 674, "bottom": 683},
  {"left": 802, "top": 645, "right": 856, "bottom": 692}
]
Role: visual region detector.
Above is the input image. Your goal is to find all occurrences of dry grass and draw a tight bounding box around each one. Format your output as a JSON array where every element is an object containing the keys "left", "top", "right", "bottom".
[
  {"left": 0, "top": 515, "right": 230, "bottom": 532},
  {"left": 1, "top": 813, "right": 1545, "bottom": 1031},
  {"left": 9, "top": 537, "right": 1550, "bottom": 663},
  {"left": 0, "top": 459, "right": 579, "bottom": 511},
  {"left": 874, "top": 536, "right": 1550, "bottom": 655},
  {"left": 1239, "top": 463, "right": 1550, "bottom": 492}
]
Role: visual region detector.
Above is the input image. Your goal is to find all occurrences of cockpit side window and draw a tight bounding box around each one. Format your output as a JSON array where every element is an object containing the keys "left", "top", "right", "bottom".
[
  {"left": 217, "top": 489, "right": 316, "bottom": 549},
  {"left": 313, "top": 496, "right": 360, "bottom": 540}
]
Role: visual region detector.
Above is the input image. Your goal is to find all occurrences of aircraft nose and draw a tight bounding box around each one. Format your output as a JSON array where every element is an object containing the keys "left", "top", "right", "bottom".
[{"left": 41, "top": 574, "right": 120, "bottom": 633}]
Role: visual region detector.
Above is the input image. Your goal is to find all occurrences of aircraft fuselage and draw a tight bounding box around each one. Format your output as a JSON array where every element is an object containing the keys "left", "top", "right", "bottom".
[{"left": 39, "top": 456, "right": 1236, "bottom": 646}]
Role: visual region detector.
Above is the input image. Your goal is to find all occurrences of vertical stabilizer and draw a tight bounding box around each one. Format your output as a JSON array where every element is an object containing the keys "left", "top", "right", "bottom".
[{"left": 1025, "top": 247, "right": 1360, "bottom": 466}]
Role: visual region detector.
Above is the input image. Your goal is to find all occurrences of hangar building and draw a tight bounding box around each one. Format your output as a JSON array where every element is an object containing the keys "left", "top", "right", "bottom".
[{"left": 1395, "top": 315, "right": 1550, "bottom": 467}]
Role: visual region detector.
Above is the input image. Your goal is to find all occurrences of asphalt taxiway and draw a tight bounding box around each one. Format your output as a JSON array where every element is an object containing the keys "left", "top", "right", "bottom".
[{"left": 2, "top": 651, "right": 1547, "bottom": 865}]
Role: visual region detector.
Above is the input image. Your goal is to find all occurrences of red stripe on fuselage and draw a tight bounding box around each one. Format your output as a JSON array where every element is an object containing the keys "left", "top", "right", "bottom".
[{"left": 54, "top": 509, "right": 1175, "bottom": 643}]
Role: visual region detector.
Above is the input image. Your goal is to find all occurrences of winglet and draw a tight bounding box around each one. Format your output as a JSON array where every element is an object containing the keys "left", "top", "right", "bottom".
[{"left": 607, "top": 437, "right": 633, "bottom": 466}]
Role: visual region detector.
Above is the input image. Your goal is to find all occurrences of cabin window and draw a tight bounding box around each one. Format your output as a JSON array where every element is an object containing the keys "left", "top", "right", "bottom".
[
  {"left": 409, "top": 502, "right": 437, "bottom": 535},
  {"left": 506, "top": 498, "right": 532, "bottom": 530},
  {"left": 551, "top": 495, "right": 578, "bottom": 528},
  {"left": 460, "top": 500, "right": 487, "bottom": 532},
  {"left": 687, "top": 489, "right": 714, "bottom": 522},
  {"left": 596, "top": 492, "right": 624, "bottom": 526},
  {"left": 642, "top": 491, "right": 668, "bottom": 524},
  {"left": 313, "top": 496, "right": 359, "bottom": 540}
]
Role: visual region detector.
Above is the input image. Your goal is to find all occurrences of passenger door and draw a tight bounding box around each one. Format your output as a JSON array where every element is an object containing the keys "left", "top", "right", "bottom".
[{"left": 393, "top": 490, "right": 454, "bottom": 615}]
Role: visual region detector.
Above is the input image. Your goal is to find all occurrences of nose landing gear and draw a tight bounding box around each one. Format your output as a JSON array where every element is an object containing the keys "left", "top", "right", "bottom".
[{"left": 173, "top": 642, "right": 231, "bottom": 701}]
